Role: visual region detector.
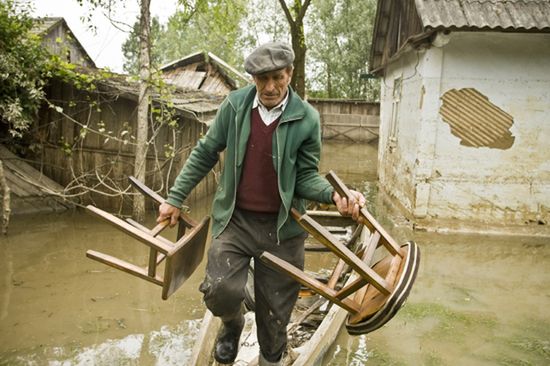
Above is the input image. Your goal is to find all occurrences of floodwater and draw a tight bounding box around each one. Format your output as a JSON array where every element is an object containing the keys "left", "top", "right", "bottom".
[{"left": 1, "top": 141, "right": 549, "bottom": 366}]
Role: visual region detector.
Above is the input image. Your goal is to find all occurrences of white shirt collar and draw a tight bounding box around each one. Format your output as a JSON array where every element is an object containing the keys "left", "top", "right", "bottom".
[{"left": 252, "top": 89, "right": 289, "bottom": 126}]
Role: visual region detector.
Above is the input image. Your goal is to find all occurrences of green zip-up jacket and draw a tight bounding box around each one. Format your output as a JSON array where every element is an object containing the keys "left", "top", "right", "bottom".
[{"left": 166, "top": 84, "right": 334, "bottom": 241}]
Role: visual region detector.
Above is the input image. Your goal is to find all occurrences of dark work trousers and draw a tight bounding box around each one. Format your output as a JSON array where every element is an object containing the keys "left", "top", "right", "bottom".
[{"left": 199, "top": 207, "right": 306, "bottom": 361}]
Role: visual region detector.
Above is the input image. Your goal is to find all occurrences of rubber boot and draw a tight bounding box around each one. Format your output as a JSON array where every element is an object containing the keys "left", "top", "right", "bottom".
[
  {"left": 214, "top": 312, "right": 245, "bottom": 364},
  {"left": 259, "top": 352, "right": 283, "bottom": 366}
]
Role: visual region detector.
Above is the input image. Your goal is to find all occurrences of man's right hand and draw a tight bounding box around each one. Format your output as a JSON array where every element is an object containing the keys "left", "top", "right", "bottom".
[{"left": 157, "top": 202, "right": 181, "bottom": 228}]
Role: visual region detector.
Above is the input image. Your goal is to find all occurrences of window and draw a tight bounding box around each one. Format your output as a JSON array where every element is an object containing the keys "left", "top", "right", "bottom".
[{"left": 388, "top": 77, "right": 402, "bottom": 151}]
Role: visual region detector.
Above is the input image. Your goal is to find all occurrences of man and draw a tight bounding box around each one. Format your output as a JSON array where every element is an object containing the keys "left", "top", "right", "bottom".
[{"left": 157, "top": 42, "right": 365, "bottom": 365}]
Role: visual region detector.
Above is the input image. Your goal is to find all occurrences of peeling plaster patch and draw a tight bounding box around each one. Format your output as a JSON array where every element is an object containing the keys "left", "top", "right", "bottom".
[{"left": 440, "top": 88, "right": 515, "bottom": 149}]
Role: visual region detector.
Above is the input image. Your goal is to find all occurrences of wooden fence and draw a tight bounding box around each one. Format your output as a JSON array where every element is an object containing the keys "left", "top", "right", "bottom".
[
  {"left": 308, "top": 99, "right": 380, "bottom": 142},
  {"left": 33, "top": 78, "right": 221, "bottom": 211},
  {"left": 30, "top": 79, "right": 380, "bottom": 212}
]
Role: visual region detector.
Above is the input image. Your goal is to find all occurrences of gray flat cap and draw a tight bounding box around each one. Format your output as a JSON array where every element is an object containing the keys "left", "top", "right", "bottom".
[{"left": 244, "top": 42, "right": 295, "bottom": 75}]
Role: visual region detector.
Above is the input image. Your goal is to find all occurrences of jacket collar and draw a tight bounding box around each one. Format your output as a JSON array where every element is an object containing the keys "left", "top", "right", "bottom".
[{"left": 228, "top": 85, "right": 306, "bottom": 124}]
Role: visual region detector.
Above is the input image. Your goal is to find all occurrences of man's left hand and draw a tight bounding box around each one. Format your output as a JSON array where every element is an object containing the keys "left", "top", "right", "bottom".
[{"left": 333, "top": 189, "right": 366, "bottom": 224}]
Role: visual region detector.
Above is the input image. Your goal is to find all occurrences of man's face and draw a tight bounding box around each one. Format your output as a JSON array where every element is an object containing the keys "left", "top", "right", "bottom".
[{"left": 253, "top": 67, "right": 293, "bottom": 109}]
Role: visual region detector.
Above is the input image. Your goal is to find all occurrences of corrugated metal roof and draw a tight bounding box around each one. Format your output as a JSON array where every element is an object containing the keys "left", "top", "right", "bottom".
[
  {"left": 416, "top": 0, "right": 550, "bottom": 31},
  {"left": 161, "top": 51, "right": 250, "bottom": 93},
  {"left": 88, "top": 68, "right": 223, "bottom": 121}
]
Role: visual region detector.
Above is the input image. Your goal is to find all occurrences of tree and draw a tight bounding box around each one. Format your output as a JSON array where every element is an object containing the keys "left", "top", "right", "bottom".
[
  {"left": 277, "top": 0, "right": 311, "bottom": 99},
  {"left": 132, "top": 0, "right": 152, "bottom": 221},
  {"left": 78, "top": 0, "right": 153, "bottom": 220},
  {"left": 121, "top": 0, "right": 249, "bottom": 75},
  {"left": 307, "top": 0, "right": 379, "bottom": 100},
  {"left": 242, "top": 0, "right": 288, "bottom": 47},
  {"left": 0, "top": 0, "right": 49, "bottom": 139},
  {"left": 122, "top": 16, "right": 163, "bottom": 75}
]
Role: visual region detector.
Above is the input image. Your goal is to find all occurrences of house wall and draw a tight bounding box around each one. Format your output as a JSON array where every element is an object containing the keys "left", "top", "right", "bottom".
[{"left": 379, "top": 32, "right": 550, "bottom": 233}]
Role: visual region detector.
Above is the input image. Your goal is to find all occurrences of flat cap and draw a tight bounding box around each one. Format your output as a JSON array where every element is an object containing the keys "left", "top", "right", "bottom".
[{"left": 244, "top": 42, "right": 295, "bottom": 75}]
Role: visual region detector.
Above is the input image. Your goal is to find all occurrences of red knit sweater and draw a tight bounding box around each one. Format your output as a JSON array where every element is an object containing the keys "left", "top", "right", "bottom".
[{"left": 236, "top": 108, "right": 281, "bottom": 213}]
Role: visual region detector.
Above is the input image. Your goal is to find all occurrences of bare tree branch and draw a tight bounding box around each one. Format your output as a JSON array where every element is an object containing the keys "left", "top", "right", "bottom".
[
  {"left": 278, "top": 0, "right": 295, "bottom": 26},
  {"left": 297, "top": 0, "right": 311, "bottom": 22}
]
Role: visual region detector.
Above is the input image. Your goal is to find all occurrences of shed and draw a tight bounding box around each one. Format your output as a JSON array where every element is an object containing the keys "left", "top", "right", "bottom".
[
  {"left": 370, "top": 0, "right": 550, "bottom": 234},
  {"left": 35, "top": 67, "right": 224, "bottom": 210},
  {"left": 33, "top": 17, "right": 96, "bottom": 68},
  {"left": 161, "top": 51, "right": 250, "bottom": 95}
]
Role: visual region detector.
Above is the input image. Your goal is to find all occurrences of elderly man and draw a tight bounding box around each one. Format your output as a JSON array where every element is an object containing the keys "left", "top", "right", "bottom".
[{"left": 158, "top": 42, "right": 365, "bottom": 365}]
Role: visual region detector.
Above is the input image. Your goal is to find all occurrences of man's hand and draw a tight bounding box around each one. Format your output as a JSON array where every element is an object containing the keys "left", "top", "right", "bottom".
[
  {"left": 333, "top": 189, "right": 366, "bottom": 224},
  {"left": 157, "top": 202, "right": 181, "bottom": 228}
]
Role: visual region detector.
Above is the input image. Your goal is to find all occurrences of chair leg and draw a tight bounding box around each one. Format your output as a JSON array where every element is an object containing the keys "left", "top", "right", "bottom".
[
  {"left": 291, "top": 210, "right": 391, "bottom": 296},
  {"left": 259, "top": 251, "right": 361, "bottom": 314},
  {"left": 86, "top": 249, "right": 163, "bottom": 286},
  {"left": 86, "top": 205, "right": 171, "bottom": 254}
]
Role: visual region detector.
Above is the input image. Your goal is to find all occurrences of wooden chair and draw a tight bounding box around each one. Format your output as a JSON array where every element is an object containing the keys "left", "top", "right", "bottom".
[
  {"left": 260, "top": 171, "right": 420, "bottom": 334},
  {"left": 86, "top": 177, "right": 210, "bottom": 300}
]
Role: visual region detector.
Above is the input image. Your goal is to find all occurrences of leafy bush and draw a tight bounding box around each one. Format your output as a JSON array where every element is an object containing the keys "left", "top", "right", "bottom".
[{"left": 0, "top": 0, "right": 50, "bottom": 138}]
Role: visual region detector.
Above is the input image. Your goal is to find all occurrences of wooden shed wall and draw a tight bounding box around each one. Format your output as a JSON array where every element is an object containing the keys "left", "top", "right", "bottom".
[
  {"left": 308, "top": 99, "right": 380, "bottom": 142},
  {"left": 35, "top": 79, "right": 219, "bottom": 211},
  {"left": 41, "top": 23, "right": 95, "bottom": 68}
]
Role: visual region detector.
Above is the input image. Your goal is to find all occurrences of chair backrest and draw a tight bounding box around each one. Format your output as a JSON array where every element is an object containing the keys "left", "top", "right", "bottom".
[{"left": 162, "top": 215, "right": 210, "bottom": 299}]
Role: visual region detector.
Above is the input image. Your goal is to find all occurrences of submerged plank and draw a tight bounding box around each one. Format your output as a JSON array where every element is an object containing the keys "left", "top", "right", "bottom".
[{"left": 188, "top": 310, "right": 222, "bottom": 366}]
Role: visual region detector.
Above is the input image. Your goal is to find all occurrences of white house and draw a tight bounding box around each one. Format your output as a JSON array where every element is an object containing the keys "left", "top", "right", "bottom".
[{"left": 370, "top": 0, "right": 550, "bottom": 234}]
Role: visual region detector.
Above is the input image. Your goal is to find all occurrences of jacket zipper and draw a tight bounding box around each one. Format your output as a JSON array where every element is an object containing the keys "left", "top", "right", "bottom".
[
  {"left": 217, "top": 101, "right": 239, "bottom": 236},
  {"left": 275, "top": 115, "right": 301, "bottom": 243}
]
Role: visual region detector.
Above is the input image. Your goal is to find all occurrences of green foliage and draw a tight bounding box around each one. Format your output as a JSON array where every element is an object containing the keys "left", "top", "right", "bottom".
[
  {"left": 122, "top": 0, "right": 249, "bottom": 76},
  {"left": 122, "top": 17, "right": 164, "bottom": 75},
  {"left": 242, "top": 0, "right": 289, "bottom": 45},
  {"left": 307, "top": 0, "right": 379, "bottom": 100},
  {"left": 0, "top": 0, "right": 49, "bottom": 138},
  {"left": 0, "top": 1, "right": 104, "bottom": 142},
  {"left": 119, "top": 0, "right": 380, "bottom": 100}
]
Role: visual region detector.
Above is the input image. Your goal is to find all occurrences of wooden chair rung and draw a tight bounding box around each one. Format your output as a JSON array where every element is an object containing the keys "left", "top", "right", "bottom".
[
  {"left": 362, "top": 231, "right": 381, "bottom": 265},
  {"left": 260, "top": 251, "right": 361, "bottom": 314},
  {"left": 325, "top": 171, "right": 404, "bottom": 257},
  {"left": 150, "top": 220, "right": 170, "bottom": 237},
  {"left": 335, "top": 277, "right": 368, "bottom": 299},
  {"left": 327, "top": 258, "right": 347, "bottom": 290},
  {"left": 126, "top": 218, "right": 173, "bottom": 247},
  {"left": 292, "top": 209, "right": 391, "bottom": 296},
  {"left": 87, "top": 205, "right": 172, "bottom": 254}
]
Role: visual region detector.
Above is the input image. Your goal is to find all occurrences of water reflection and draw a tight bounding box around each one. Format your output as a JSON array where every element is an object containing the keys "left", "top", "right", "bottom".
[{"left": 1, "top": 141, "right": 549, "bottom": 366}]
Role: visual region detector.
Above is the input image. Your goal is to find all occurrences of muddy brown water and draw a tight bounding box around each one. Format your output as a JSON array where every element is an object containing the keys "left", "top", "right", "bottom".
[{"left": 1, "top": 141, "right": 549, "bottom": 365}]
